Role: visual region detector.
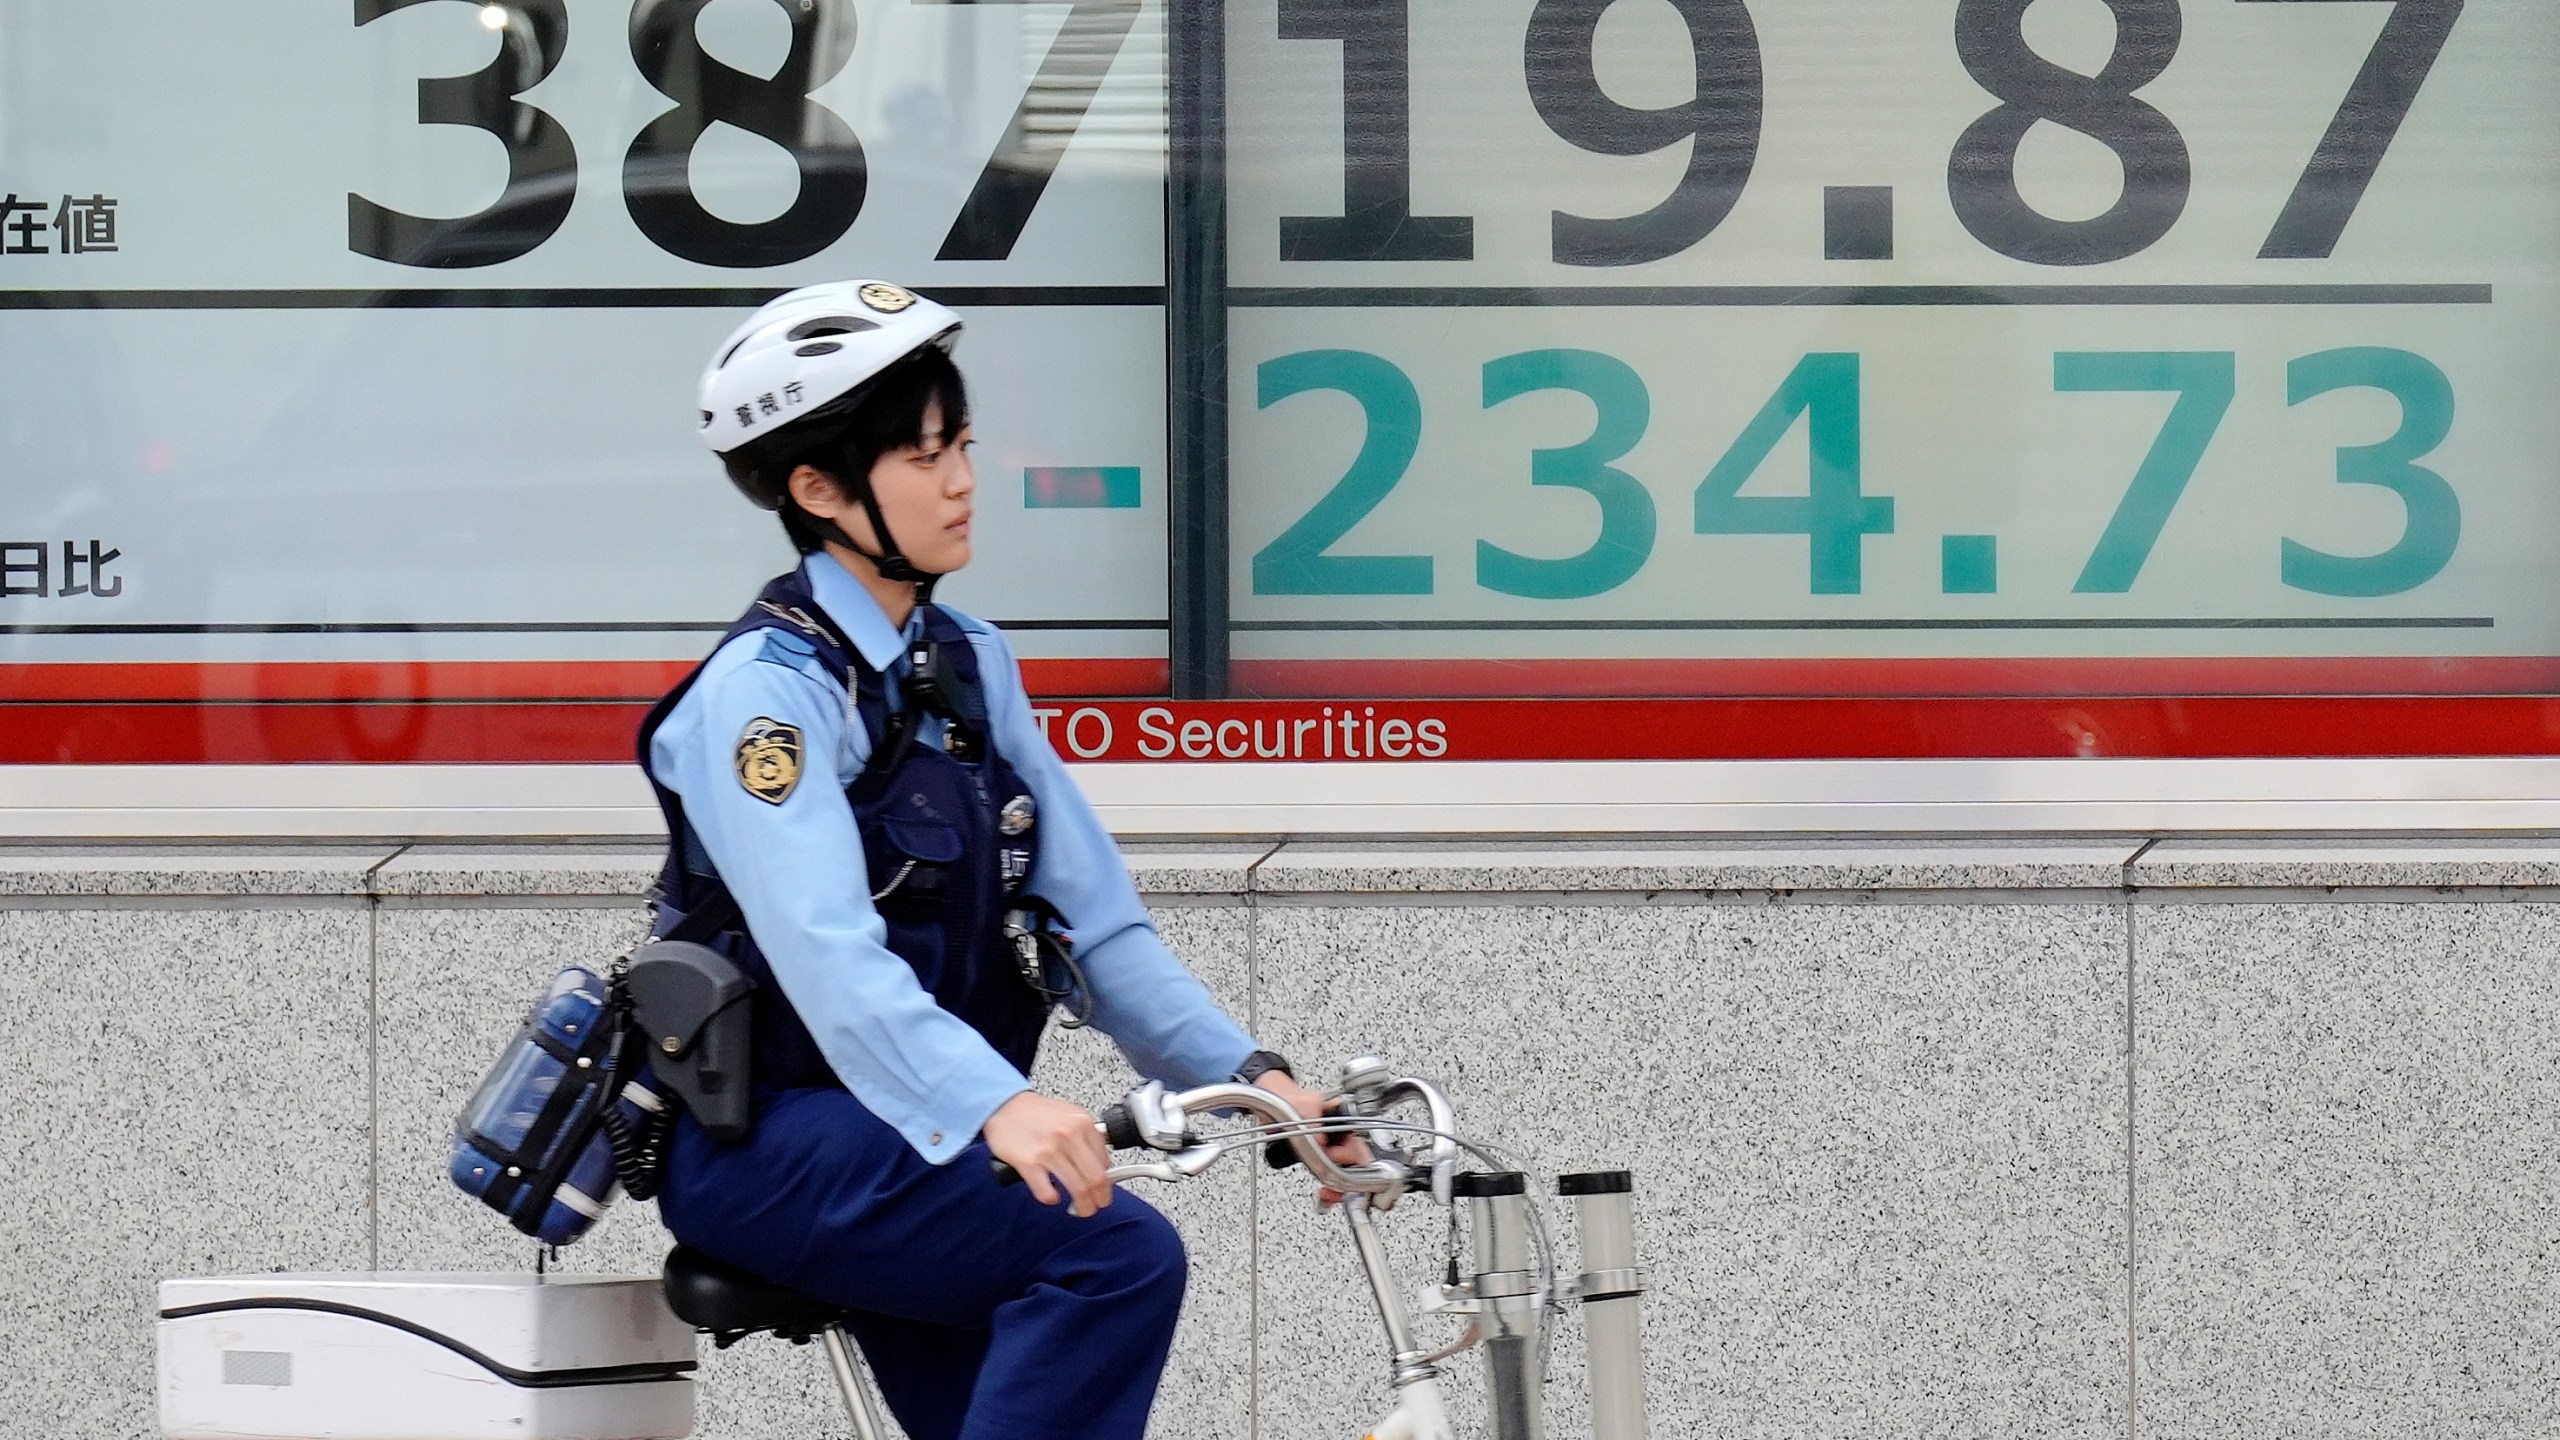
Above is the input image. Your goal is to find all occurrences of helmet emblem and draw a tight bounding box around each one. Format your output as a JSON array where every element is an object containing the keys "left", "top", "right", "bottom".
[{"left": 858, "top": 282, "right": 917, "bottom": 314}]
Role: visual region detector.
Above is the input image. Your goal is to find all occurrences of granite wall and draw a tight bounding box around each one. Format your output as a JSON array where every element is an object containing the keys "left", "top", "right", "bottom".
[{"left": 3, "top": 838, "right": 2553, "bottom": 1439}]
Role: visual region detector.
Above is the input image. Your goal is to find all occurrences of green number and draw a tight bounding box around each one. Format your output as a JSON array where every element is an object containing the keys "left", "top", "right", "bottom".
[
  {"left": 2058, "top": 351, "right": 2236, "bottom": 594},
  {"left": 2280, "top": 347, "right": 2459, "bottom": 598},
  {"left": 1477, "top": 350, "right": 1656, "bottom": 599},
  {"left": 1251, "top": 350, "right": 1433, "bottom": 596},
  {"left": 1692, "top": 353, "right": 1890, "bottom": 594}
]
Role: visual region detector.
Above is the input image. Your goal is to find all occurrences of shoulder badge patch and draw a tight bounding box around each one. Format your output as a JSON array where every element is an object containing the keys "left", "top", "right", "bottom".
[
  {"left": 735, "top": 718, "right": 804, "bottom": 805},
  {"left": 858, "top": 282, "right": 917, "bottom": 314}
]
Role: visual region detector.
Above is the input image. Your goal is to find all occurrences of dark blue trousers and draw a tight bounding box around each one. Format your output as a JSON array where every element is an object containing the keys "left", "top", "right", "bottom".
[{"left": 658, "top": 1085, "right": 1187, "bottom": 1440}]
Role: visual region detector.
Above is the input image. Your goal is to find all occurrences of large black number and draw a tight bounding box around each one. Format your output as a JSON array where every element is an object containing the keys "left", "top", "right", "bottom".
[
  {"left": 625, "top": 0, "right": 863, "bottom": 268},
  {"left": 1947, "top": 0, "right": 2190, "bottom": 266},
  {"left": 2242, "top": 0, "right": 2463, "bottom": 260},
  {"left": 1524, "top": 0, "right": 1763, "bottom": 268},
  {"left": 1276, "top": 0, "right": 1473, "bottom": 262},
  {"left": 350, "top": 0, "right": 576, "bottom": 269},
  {"left": 938, "top": 0, "right": 1143, "bottom": 261}
]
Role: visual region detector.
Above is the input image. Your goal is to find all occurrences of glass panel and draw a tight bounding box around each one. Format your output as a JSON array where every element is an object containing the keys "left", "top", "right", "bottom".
[
  {"left": 14, "top": 2, "right": 2559, "bottom": 765},
  {"left": 1204, "top": 0, "right": 2560, "bottom": 760},
  {"left": 0, "top": 0, "right": 1172, "bottom": 761}
]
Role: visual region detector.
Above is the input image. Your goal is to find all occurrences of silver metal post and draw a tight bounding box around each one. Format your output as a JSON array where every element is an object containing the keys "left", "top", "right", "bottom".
[
  {"left": 1343, "top": 1193, "right": 1442, "bottom": 1392},
  {"left": 820, "top": 1323, "right": 890, "bottom": 1440},
  {"left": 1459, "top": 1172, "right": 1545, "bottom": 1440},
  {"left": 1561, "top": 1171, "right": 1649, "bottom": 1440}
]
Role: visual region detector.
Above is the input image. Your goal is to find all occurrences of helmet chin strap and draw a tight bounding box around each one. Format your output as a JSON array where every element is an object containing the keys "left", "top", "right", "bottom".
[{"left": 812, "top": 485, "right": 943, "bottom": 603}]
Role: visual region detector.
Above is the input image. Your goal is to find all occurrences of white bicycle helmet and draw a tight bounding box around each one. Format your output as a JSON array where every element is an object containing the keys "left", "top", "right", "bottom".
[
  {"left": 699, "top": 280, "right": 962, "bottom": 455},
  {"left": 699, "top": 279, "right": 965, "bottom": 586}
]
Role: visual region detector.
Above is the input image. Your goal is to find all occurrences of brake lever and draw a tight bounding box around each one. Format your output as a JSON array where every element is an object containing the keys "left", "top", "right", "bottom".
[
  {"left": 1105, "top": 1143, "right": 1228, "bottom": 1186},
  {"left": 1122, "top": 1079, "right": 1191, "bottom": 1151}
]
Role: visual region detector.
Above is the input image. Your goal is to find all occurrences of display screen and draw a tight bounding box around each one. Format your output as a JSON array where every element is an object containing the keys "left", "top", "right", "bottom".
[
  {"left": 1225, "top": 0, "right": 2555, "bottom": 686},
  {"left": 0, "top": 0, "right": 1169, "bottom": 759},
  {"left": 4, "top": 0, "right": 2555, "bottom": 762}
]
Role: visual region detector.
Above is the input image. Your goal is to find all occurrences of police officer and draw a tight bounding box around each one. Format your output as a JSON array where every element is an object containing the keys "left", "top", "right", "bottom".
[{"left": 641, "top": 280, "right": 1355, "bottom": 1440}]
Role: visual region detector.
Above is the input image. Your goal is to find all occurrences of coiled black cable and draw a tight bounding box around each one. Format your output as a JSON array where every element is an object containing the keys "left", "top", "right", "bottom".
[{"left": 596, "top": 980, "right": 672, "bottom": 1200}]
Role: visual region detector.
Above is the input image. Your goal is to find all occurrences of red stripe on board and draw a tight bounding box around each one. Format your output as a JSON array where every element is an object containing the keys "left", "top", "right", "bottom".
[
  {"left": 1033, "top": 698, "right": 2560, "bottom": 762},
  {"left": 11, "top": 696, "right": 2560, "bottom": 764},
  {"left": 0, "top": 703, "right": 661, "bottom": 764},
  {"left": 0, "top": 658, "right": 1169, "bottom": 703},
  {"left": 1030, "top": 659, "right": 1168, "bottom": 697},
  {"left": 1233, "top": 656, "right": 2560, "bottom": 699},
  {"left": 0, "top": 661, "right": 697, "bottom": 703}
]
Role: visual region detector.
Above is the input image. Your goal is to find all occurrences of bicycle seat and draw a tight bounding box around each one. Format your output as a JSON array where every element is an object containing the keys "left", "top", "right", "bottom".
[{"left": 660, "top": 1244, "right": 845, "bottom": 1345}]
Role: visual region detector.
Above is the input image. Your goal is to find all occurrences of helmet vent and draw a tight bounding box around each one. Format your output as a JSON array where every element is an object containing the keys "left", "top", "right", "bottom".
[
  {"left": 787, "top": 315, "right": 879, "bottom": 342},
  {"left": 795, "top": 341, "right": 843, "bottom": 357}
]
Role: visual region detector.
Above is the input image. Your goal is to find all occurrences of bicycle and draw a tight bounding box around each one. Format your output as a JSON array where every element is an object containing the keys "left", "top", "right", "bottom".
[
  {"left": 158, "top": 1057, "right": 1648, "bottom": 1440},
  {"left": 669, "top": 1056, "right": 1652, "bottom": 1440}
]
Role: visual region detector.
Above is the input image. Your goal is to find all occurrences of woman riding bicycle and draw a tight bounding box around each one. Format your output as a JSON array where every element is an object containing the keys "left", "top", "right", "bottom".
[{"left": 638, "top": 280, "right": 1353, "bottom": 1440}]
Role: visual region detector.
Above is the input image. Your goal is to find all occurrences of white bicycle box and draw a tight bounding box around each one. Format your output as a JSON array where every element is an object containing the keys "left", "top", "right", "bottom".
[{"left": 157, "top": 1272, "right": 696, "bottom": 1440}]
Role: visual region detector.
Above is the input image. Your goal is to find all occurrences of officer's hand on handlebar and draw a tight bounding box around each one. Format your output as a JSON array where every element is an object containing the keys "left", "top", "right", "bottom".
[
  {"left": 985, "top": 1091, "right": 1114, "bottom": 1218},
  {"left": 1253, "top": 1073, "right": 1377, "bottom": 1210}
]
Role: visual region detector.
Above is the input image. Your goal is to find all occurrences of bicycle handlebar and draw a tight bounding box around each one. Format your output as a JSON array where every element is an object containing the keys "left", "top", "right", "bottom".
[{"left": 989, "top": 1080, "right": 1419, "bottom": 1195}]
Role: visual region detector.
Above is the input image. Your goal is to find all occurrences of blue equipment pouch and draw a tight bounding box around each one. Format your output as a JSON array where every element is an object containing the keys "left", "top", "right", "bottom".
[{"left": 448, "top": 961, "right": 671, "bottom": 1247}]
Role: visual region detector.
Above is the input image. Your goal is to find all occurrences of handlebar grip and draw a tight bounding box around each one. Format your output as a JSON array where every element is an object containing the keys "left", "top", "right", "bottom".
[
  {"left": 1264, "top": 1137, "right": 1302, "bottom": 1170},
  {"left": 992, "top": 1107, "right": 1139, "bottom": 1189},
  {"left": 1099, "top": 1103, "right": 1143, "bottom": 1151}
]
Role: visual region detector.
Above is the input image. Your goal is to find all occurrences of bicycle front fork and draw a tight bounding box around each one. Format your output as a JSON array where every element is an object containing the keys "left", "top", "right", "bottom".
[{"left": 1348, "top": 1171, "right": 1650, "bottom": 1440}]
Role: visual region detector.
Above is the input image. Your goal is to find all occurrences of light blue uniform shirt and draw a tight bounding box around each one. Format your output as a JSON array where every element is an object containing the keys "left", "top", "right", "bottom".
[{"left": 647, "top": 556, "right": 1257, "bottom": 1164}]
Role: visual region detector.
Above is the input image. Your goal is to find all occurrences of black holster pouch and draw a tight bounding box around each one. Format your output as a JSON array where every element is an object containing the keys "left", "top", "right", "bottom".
[{"left": 626, "top": 941, "right": 756, "bottom": 1144}]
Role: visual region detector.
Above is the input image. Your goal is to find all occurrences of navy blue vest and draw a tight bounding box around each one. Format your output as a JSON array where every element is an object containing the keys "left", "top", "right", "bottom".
[{"left": 637, "top": 569, "right": 1050, "bottom": 1101}]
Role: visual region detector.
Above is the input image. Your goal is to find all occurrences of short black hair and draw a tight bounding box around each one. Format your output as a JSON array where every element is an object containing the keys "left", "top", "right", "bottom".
[{"left": 721, "top": 345, "right": 970, "bottom": 555}]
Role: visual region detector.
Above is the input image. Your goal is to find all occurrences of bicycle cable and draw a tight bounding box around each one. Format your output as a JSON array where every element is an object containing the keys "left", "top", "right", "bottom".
[{"left": 1176, "top": 1114, "right": 1562, "bottom": 1318}]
